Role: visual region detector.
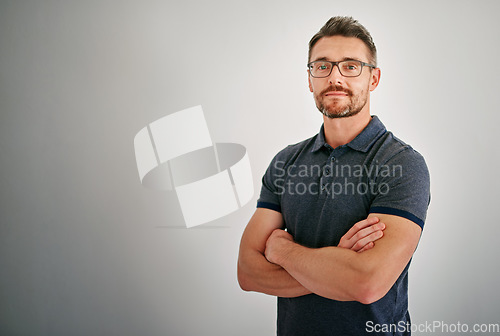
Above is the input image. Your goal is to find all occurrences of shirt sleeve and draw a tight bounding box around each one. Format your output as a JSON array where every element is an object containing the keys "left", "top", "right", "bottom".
[
  {"left": 369, "top": 147, "right": 431, "bottom": 229},
  {"left": 256, "top": 149, "right": 289, "bottom": 213}
]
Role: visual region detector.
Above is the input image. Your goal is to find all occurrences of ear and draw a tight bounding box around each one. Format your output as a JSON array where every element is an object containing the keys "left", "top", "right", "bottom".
[
  {"left": 369, "top": 67, "right": 381, "bottom": 92},
  {"left": 308, "top": 70, "right": 313, "bottom": 92}
]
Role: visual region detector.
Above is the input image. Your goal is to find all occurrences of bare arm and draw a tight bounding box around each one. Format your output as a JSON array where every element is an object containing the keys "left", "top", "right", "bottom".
[
  {"left": 237, "top": 209, "right": 386, "bottom": 297},
  {"left": 264, "top": 213, "right": 421, "bottom": 304},
  {"left": 237, "top": 208, "right": 310, "bottom": 297}
]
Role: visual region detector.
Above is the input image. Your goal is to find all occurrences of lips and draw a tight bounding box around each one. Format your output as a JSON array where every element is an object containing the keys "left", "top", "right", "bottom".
[
  {"left": 321, "top": 85, "right": 351, "bottom": 97},
  {"left": 324, "top": 91, "right": 348, "bottom": 96}
]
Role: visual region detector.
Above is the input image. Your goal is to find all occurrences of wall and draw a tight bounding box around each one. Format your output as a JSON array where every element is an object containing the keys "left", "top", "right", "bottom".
[{"left": 1, "top": 1, "right": 499, "bottom": 335}]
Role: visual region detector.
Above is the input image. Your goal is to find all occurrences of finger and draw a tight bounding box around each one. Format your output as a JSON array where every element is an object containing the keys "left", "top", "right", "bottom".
[
  {"left": 342, "top": 217, "right": 380, "bottom": 240},
  {"left": 338, "top": 219, "right": 383, "bottom": 250},
  {"left": 351, "top": 230, "right": 384, "bottom": 251},
  {"left": 269, "top": 228, "right": 284, "bottom": 238},
  {"left": 349, "top": 222, "right": 385, "bottom": 244},
  {"left": 273, "top": 228, "right": 292, "bottom": 240},
  {"left": 357, "top": 241, "right": 374, "bottom": 253},
  {"left": 340, "top": 223, "right": 385, "bottom": 249}
]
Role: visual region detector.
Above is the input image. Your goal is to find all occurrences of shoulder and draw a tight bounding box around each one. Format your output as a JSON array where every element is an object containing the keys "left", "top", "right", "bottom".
[
  {"left": 269, "top": 133, "right": 318, "bottom": 168},
  {"left": 373, "top": 131, "right": 428, "bottom": 171}
]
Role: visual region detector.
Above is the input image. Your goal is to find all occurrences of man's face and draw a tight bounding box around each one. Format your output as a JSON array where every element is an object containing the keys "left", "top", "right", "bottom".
[{"left": 308, "top": 36, "right": 380, "bottom": 119}]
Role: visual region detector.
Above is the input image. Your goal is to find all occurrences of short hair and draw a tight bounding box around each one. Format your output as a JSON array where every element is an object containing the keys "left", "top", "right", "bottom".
[{"left": 308, "top": 16, "right": 377, "bottom": 66}]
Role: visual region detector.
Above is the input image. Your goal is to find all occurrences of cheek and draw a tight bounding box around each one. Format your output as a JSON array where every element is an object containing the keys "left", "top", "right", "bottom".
[
  {"left": 310, "top": 80, "right": 326, "bottom": 96},
  {"left": 352, "top": 80, "right": 370, "bottom": 94}
]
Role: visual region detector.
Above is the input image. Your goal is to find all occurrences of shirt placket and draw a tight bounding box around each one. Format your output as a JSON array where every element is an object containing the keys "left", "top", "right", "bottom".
[{"left": 319, "top": 144, "right": 348, "bottom": 200}]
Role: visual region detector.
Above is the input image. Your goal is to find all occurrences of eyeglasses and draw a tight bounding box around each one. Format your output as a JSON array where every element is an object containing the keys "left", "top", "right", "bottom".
[{"left": 307, "top": 60, "right": 376, "bottom": 78}]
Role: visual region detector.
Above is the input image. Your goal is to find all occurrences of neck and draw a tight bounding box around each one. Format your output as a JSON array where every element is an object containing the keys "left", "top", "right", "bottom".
[{"left": 322, "top": 110, "right": 372, "bottom": 148}]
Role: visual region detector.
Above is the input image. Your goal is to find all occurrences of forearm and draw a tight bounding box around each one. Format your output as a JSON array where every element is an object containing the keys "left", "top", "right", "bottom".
[
  {"left": 238, "top": 248, "right": 311, "bottom": 298},
  {"left": 264, "top": 214, "right": 422, "bottom": 304},
  {"left": 274, "top": 240, "right": 371, "bottom": 302}
]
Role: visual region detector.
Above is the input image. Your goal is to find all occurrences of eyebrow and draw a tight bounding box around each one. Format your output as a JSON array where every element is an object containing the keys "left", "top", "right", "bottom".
[{"left": 311, "top": 56, "right": 363, "bottom": 63}]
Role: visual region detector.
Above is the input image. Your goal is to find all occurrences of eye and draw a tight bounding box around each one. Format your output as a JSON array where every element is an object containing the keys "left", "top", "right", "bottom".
[
  {"left": 314, "top": 62, "right": 331, "bottom": 71},
  {"left": 342, "top": 61, "right": 359, "bottom": 71}
]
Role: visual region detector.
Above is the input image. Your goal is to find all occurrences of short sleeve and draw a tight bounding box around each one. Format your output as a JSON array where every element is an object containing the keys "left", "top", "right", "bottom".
[
  {"left": 369, "top": 148, "right": 430, "bottom": 229},
  {"left": 256, "top": 150, "right": 289, "bottom": 213}
]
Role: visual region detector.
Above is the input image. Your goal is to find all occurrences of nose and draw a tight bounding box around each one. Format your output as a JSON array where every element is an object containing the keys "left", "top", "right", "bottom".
[{"left": 328, "top": 64, "right": 344, "bottom": 84}]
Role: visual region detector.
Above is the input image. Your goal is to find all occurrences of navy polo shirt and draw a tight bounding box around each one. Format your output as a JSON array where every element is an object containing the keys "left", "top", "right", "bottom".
[{"left": 257, "top": 116, "right": 430, "bottom": 336}]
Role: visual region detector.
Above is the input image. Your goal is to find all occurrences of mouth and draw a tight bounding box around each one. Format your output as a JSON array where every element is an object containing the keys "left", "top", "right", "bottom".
[{"left": 324, "top": 91, "right": 348, "bottom": 97}]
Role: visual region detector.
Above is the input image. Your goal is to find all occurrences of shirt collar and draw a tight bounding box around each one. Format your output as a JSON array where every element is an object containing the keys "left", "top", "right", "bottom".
[{"left": 311, "top": 116, "right": 387, "bottom": 153}]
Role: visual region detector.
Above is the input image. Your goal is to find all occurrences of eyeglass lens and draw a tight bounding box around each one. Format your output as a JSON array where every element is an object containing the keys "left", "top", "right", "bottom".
[{"left": 309, "top": 61, "right": 363, "bottom": 77}]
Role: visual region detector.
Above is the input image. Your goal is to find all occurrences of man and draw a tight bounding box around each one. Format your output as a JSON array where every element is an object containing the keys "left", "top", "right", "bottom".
[{"left": 237, "top": 16, "right": 430, "bottom": 335}]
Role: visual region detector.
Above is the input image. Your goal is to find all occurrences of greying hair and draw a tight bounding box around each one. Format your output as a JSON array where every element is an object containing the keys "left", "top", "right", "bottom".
[{"left": 308, "top": 16, "right": 377, "bottom": 66}]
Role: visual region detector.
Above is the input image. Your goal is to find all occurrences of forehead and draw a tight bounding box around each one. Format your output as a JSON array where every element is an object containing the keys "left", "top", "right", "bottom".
[{"left": 310, "top": 36, "right": 371, "bottom": 62}]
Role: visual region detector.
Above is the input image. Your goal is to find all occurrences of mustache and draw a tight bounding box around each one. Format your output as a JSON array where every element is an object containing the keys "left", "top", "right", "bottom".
[{"left": 320, "top": 85, "right": 352, "bottom": 96}]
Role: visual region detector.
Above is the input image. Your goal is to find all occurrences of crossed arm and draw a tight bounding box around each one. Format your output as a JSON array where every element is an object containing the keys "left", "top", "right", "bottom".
[{"left": 237, "top": 208, "right": 421, "bottom": 304}]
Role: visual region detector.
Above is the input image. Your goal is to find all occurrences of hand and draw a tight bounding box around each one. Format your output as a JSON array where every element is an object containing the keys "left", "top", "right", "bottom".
[
  {"left": 265, "top": 229, "right": 294, "bottom": 265},
  {"left": 338, "top": 217, "right": 385, "bottom": 253}
]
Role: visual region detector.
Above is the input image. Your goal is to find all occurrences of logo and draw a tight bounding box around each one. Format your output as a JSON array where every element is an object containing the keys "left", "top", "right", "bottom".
[{"left": 134, "top": 106, "right": 253, "bottom": 228}]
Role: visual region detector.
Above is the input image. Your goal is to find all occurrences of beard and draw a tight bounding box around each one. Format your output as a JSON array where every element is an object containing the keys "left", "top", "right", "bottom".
[{"left": 315, "top": 84, "right": 368, "bottom": 119}]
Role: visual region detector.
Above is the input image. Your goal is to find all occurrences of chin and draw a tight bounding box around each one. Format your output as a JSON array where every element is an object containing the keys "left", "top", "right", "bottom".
[{"left": 321, "top": 108, "right": 360, "bottom": 119}]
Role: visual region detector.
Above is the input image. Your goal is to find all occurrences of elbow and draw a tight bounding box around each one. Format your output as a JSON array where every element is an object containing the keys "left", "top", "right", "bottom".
[
  {"left": 238, "top": 275, "right": 252, "bottom": 292},
  {"left": 356, "top": 287, "right": 386, "bottom": 305},
  {"left": 353, "top": 274, "right": 390, "bottom": 305},
  {"left": 237, "top": 264, "right": 253, "bottom": 292}
]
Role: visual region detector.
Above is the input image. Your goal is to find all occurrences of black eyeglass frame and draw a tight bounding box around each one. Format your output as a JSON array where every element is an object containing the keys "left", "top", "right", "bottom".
[{"left": 307, "top": 60, "right": 376, "bottom": 78}]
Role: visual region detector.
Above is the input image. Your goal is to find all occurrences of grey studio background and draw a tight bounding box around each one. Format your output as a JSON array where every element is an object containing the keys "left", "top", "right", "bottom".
[{"left": 1, "top": 1, "right": 499, "bottom": 335}]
